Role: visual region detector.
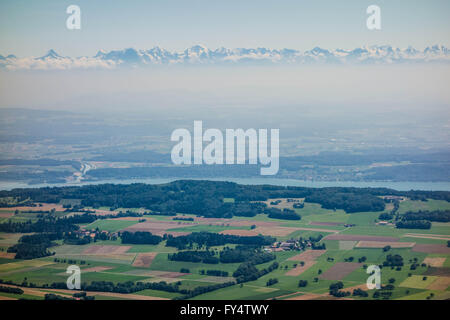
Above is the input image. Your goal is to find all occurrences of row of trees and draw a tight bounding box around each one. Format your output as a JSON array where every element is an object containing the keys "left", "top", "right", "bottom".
[
  {"left": 168, "top": 246, "right": 276, "bottom": 265},
  {"left": 168, "top": 250, "right": 219, "bottom": 264},
  {"left": 165, "top": 232, "right": 274, "bottom": 250},
  {"left": 402, "top": 210, "right": 450, "bottom": 222},
  {"left": 0, "top": 285, "right": 23, "bottom": 294},
  {"left": 202, "top": 270, "right": 229, "bottom": 277},
  {"left": 120, "top": 231, "right": 163, "bottom": 245},
  {"left": 233, "top": 261, "right": 279, "bottom": 284},
  {"left": 220, "top": 246, "right": 275, "bottom": 264},
  {"left": 396, "top": 220, "right": 431, "bottom": 229}
]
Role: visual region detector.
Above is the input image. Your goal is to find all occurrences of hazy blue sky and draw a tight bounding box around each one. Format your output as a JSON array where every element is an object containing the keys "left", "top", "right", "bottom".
[{"left": 1, "top": 0, "right": 450, "bottom": 56}]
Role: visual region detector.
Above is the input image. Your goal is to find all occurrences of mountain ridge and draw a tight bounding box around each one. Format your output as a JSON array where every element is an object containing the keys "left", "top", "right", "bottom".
[{"left": 1, "top": 44, "right": 449, "bottom": 70}]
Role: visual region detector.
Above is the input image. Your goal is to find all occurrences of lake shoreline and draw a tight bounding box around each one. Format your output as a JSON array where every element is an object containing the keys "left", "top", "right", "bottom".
[{"left": 1, "top": 177, "right": 450, "bottom": 192}]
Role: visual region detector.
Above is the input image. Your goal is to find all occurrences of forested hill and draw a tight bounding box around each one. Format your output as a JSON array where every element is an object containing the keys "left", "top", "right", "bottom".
[{"left": 1, "top": 180, "right": 449, "bottom": 217}]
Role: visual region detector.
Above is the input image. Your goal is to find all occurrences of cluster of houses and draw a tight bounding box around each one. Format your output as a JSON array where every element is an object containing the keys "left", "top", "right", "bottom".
[
  {"left": 266, "top": 239, "right": 309, "bottom": 252},
  {"left": 382, "top": 195, "right": 405, "bottom": 202},
  {"left": 343, "top": 223, "right": 356, "bottom": 227},
  {"left": 77, "top": 228, "right": 118, "bottom": 240}
]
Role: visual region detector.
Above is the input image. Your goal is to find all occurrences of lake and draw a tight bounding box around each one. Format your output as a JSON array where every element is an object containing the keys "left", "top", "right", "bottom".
[{"left": 1, "top": 177, "right": 450, "bottom": 191}]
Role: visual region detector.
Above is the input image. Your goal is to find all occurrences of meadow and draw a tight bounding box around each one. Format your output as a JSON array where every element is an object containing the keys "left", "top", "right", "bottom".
[{"left": 0, "top": 195, "right": 449, "bottom": 300}]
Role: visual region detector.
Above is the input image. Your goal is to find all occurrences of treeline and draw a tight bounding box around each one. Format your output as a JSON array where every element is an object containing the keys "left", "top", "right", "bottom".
[
  {"left": 176, "top": 281, "right": 236, "bottom": 299},
  {"left": 402, "top": 210, "right": 450, "bottom": 222},
  {"left": 121, "top": 231, "right": 162, "bottom": 245},
  {"left": 265, "top": 208, "right": 301, "bottom": 220},
  {"left": 82, "top": 280, "right": 180, "bottom": 294},
  {"left": 169, "top": 250, "right": 219, "bottom": 264},
  {"left": 305, "top": 192, "right": 385, "bottom": 213},
  {"left": 173, "top": 217, "right": 194, "bottom": 221},
  {"left": 378, "top": 199, "right": 400, "bottom": 221},
  {"left": 0, "top": 285, "right": 23, "bottom": 294},
  {"left": 233, "top": 261, "right": 279, "bottom": 284},
  {"left": 219, "top": 246, "right": 275, "bottom": 264},
  {"left": 46, "top": 279, "right": 181, "bottom": 294},
  {"left": 396, "top": 220, "right": 431, "bottom": 229},
  {"left": 45, "top": 292, "right": 96, "bottom": 300},
  {"left": 200, "top": 270, "right": 229, "bottom": 277},
  {"left": 63, "top": 232, "right": 92, "bottom": 245},
  {"left": 220, "top": 202, "right": 266, "bottom": 217},
  {"left": 165, "top": 232, "right": 275, "bottom": 250},
  {"left": 2, "top": 181, "right": 448, "bottom": 217},
  {"left": 4, "top": 276, "right": 236, "bottom": 300},
  {"left": 168, "top": 246, "right": 275, "bottom": 265},
  {"left": 329, "top": 282, "right": 351, "bottom": 297},
  {"left": 0, "top": 214, "right": 97, "bottom": 233},
  {"left": 394, "top": 210, "right": 449, "bottom": 230},
  {"left": 44, "top": 293, "right": 74, "bottom": 300},
  {"left": 7, "top": 233, "right": 60, "bottom": 259}
]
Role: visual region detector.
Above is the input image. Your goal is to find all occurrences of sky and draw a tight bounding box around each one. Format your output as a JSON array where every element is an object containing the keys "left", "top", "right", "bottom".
[
  {"left": 0, "top": 1, "right": 449, "bottom": 155},
  {"left": 1, "top": 0, "right": 450, "bottom": 57}
]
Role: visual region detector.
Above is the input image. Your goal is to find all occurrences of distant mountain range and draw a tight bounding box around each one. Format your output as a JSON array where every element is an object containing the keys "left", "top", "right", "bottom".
[{"left": 1, "top": 45, "right": 449, "bottom": 70}]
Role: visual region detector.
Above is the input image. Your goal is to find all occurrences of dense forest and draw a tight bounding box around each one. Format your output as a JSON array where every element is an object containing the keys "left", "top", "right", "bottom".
[
  {"left": 394, "top": 210, "right": 450, "bottom": 229},
  {"left": 0, "top": 214, "right": 96, "bottom": 233},
  {"left": 401, "top": 210, "right": 450, "bottom": 223},
  {"left": 120, "top": 231, "right": 163, "bottom": 245},
  {"left": 1, "top": 181, "right": 449, "bottom": 218},
  {"left": 168, "top": 245, "right": 275, "bottom": 265},
  {"left": 265, "top": 208, "right": 301, "bottom": 220},
  {"left": 7, "top": 233, "right": 60, "bottom": 259},
  {"left": 165, "top": 232, "right": 274, "bottom": 250}
]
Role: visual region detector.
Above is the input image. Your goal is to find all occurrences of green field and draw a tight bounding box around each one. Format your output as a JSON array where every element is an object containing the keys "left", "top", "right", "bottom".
[
  {"left": 0, "top": 197, "right": 449, "bottom": 300},
  {"left": 83, "top": 219, "right": 139, "bottom": 232}
]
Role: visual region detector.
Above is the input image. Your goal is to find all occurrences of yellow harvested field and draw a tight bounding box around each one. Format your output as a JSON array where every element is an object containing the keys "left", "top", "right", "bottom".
[
  {"left": 247, "top": 226, "right": 300, "bottom": 236},
  {"left": 123, "top": 220, "right": 195, "bottom": 236},
  {"left": 423, "top": 257, "right": 446, "bottom": 267},
  {"left": 292, "top": 227, "right": 338, "bottom": 233},
  {"left": 221, "top": 226, "right": 333, "bottom": 237},
  {"left": 0, "top": 284, "right": 169, "bottom": 300},
  {"left": 0, "top": 260, "right": 53, "bottom": 272},
  {"left": 285, "top": 293, "right": 323, "bottom": 300},
  {"left": 132, "top": 252, "right": 157, "bottom": 268},
  {"left": 0, "top": 251, "right": 16, "bottom": 259},
  {"left": 81, "top": 266, "right": 113, "bottom": 273},
  {"left": 288, "top": 250, "right": 327, "bottom": 262},
  {"left": 399, "top": 275, "right": 438, "bottom": 289},
  {"left": 0, "top": 203, "right": 64, "bottom": 212},
  {"left": 403, "top": 233, "right": 450, "bottom": 241},
  {"left": 285, "top": 261, "right": 316, "bottom": 276},
  {"left": 219, "top": 229, "right": 260, "bottom": 236},
  {"left": 82, "top": 245, "right": 131, "bottom": 255},
  {"left": 427, "top": 277, "right": 450, "bottom": 291}
]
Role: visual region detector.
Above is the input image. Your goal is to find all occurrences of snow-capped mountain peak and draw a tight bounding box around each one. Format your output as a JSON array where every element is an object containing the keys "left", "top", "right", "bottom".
[
  {"left": 1, "top": 45, "right": 449, "bottom": 70},
  {"left": 37, "top": 49, "right": 64, "bottom": 60}
]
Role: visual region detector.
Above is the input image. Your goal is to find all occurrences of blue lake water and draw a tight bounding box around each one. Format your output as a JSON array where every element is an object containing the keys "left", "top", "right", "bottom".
[{"left": 1, "top": 178, "right": 450, "bottom": 191}]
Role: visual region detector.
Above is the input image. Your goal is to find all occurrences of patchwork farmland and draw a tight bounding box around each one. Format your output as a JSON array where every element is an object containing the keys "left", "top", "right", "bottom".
[{"left": 0, "top": 181, "right": 449, "bottom": 300}]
